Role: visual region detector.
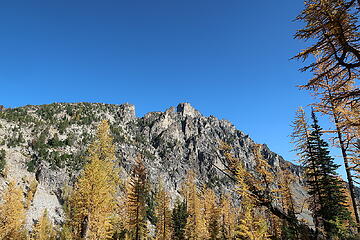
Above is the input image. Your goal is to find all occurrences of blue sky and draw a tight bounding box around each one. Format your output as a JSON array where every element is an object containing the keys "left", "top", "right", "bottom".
[{"left": 1, "top": 0, "right": 343, "bottom": 173}]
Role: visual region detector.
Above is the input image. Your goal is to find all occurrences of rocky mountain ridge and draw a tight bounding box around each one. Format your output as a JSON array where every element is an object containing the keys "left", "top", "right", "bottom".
[{"left": 0, "top": 102, "right": 311, "bottom": 229}]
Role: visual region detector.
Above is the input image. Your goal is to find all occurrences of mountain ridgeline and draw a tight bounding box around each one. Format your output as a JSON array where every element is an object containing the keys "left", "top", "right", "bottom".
[{"left": 0, "top": 102, "right": 310, "bottom": 234}]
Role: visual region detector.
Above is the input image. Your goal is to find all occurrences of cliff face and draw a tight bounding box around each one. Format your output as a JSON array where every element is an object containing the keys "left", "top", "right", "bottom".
[{"left": 0, "top": 102, "right": 311, "bottom": 228}]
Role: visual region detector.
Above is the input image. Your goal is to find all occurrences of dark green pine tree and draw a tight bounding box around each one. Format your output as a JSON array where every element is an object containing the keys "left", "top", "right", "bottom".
[
  {"left": 291, "top": 108, "right": 323, "bottom": 237},
  {"left": 308, "top": 110, "right": 351, "bottom": 238},
  {"left": 171, "top": 199, "right": 188, "bottom": 240}
]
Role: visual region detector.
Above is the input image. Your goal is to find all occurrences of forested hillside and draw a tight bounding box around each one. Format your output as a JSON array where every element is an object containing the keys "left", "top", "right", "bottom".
[{"left": 0, "top": 102, "right": 313, "bottom": 239}]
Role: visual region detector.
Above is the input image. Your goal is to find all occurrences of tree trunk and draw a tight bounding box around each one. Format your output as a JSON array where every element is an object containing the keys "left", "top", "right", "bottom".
[
  {"left": 329, "top": 92, "right": 360, "bottom": 231},
  {"left": 80, "top": 215, "right": 89, "bottom": 239},
  {"left": 334, "top": 115, "right": 360, "bottom": 231}
]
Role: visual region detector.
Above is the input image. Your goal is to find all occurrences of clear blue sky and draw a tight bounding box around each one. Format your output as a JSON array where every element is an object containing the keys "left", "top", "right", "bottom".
[{"left": 2, "top": 0, "right": 340, "bottom": 172}]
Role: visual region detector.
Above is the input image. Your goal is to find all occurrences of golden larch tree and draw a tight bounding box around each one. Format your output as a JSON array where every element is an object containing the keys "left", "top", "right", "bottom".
[
  {"left": 278, "top": 166, "right": 296, "bottom": 217},
  {"left": 219, "top": 141, "right": 239, "bottom": 174},
  {"left": 67, "top": 120, "right": 120, "bottom": 239},
  {"left": 235, "top": 161, "right": 270, "bottom": 240},
  {"left": 112, "top": 194, "right": 128, "bottom": 239},
  {"left": 236, "top": 205, "right": 269, "bottom": 240},
  {"left": 294, "top": 0, "right": 360, "bottom": 89},
  {"left": 219, "top": 194, "right": 236, "bottom": 240},
  {"left": 154, "top": 180, "right": 172, "bottom": 240},
  {"left": 126, "top": 156, "right": 148, "bottom": 240},
  {"left": 203, "top": 188, "right": 220, "bottom": 240},
  {"left": 0, "top": 181, "right": 27, "bottom": 240},
  {"left": 25, "top": 177, "right": 38, "bottom": 209},
  {"left": 277, "top": 165, "right": 301, "bottom": 239},
  {"left": 183, "top": 171, "right": 208, "bottom": 240},
  {"left": 252, "top": 144, "right": 276, "bottom": 202},
  {"left": 32, "top": 209, "right": 57, "bottom": 240}
]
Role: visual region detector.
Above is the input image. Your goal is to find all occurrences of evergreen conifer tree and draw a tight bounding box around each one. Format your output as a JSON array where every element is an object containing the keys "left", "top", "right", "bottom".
[
  {"left": 292, "top": 108, "right": 352, "bottom": 238},
  {"left": 308, "top": 110, "right": 351, "bottom": 237},
  {"left": 305, "top": 64, "right": 360, "bottom": 227},
  {"left": 171, "top": 199, "right": 188, "bottom": 240},
  {"left": 291, "top": 107, "right": 324, "bottom": 236}
]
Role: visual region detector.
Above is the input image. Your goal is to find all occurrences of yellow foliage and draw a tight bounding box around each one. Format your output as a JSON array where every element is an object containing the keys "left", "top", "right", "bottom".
[
  {"left": 219, "top": 141, "right": 239, "bottom": 173},
  {"left": 126, "top": 156, "right": 148, "bottom": 240},
  {"left": 183, "top": 171, "right": 208, "bottom": 240},
  {"left": 235, "top": 155, "right": 270, "bottom": 240},
  {"left": 67, "top": 120, "right": 120, "bottom": 239},
  {"left": 253, "top": 144, "right": 274, "bottom": 194},
  {"left": 0, "top": 181, "right": 27, "bottom": 240},
  {"left": 203, "top": 188, "right": 220, "bottom": 240},
  {"left": 25, "top": 177, "right": 38, "bottom": 209},
  {"left": 219, "top": 194, "right": 236, "bottom": 240},
  {"left": 32, "top": 209, "right": 56, "bottom": 240},
  {"left": 290, "top": 107, "right": 311, "bottom": 163},
  {"left": 59, "top": 225, "right": 74, "bottom": 240},
  {"left": 236, "top": 205, "right": 270, "bottom": 240},
  {"left": 234, "top": 161, "right": 256, "bottom": 205},
  {"left": 277, "top": 166, "right": 296, "bottom": 216},
  {"left": 269, "top": 214, "right": 282, "bottom": 239},
  {"left": 111, "top": 195, "right": 127, "bottom": 239},
  {"left": 155, "top": 180, "right": 172, "bottom": 240}
]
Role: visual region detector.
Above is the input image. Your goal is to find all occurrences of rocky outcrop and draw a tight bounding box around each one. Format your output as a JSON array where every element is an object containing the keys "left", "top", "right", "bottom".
[{"left": 0, "top": 102, "right": 311, "bottom": 229}]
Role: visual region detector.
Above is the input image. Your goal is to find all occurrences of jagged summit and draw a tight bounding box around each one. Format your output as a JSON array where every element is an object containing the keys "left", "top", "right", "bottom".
[
  {"left": 176, "top": 102, "right": 202, "bottom": 118},
  {"left": 7, "top": 101, "right": 205, "bottom": 120}
]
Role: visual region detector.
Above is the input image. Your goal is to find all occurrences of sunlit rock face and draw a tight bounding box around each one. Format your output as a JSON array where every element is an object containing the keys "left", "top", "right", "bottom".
[{"left": 0, "top": 102, "right": 312, "bottom": 229}]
